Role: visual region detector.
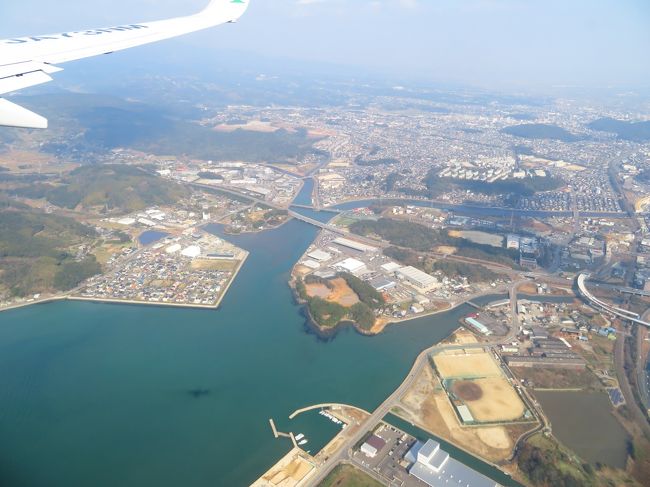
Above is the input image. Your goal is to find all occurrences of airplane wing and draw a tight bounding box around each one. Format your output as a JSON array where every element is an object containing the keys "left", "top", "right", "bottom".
[{"left": 0, "top": 0, "right": 249, "bottom": 129}]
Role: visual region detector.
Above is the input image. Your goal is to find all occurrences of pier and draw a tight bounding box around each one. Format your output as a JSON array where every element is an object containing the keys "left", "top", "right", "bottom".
[
  {"left": 288, "top": 403, "right": 370, "bottom": 420},
  {"left": 269, "top": 418, "right": 298, "bottom": 448}
]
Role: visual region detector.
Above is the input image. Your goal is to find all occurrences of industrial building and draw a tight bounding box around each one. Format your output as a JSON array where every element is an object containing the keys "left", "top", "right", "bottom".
[
  {"left": 360, "top": 435, "right": 386, "bottom": 458},
  {"left": 381, "top": 261, "right": 402, "bottom": 273},
  {"left": 405, "top": 439, "right": 498, "bottom": 487},
  {"left": 506, "top": 234, "right": 520, "bottom": 250},
  {"left": 165, "top": 243, "right": 181, "bottom": 254},
  {"left": 504, "top": 355, "right": 586, "bottom": 369},
  {"left": 464, "top": 316, "right": 492, "bottom": 336},
  {"left": 181, "top": 245, "right": 201, "bottom": 258},
  {"left": 332, "top": 237, "right": 377, "bottom": 253},
  {"left": 395, "top": 266, "right": 439, "bottom": 292},
  {"left": 369, "top": 276, "right": 397, "bottom": 292},
  {"left": 307, "top": 249, "right": 332, "bottom": 262},
  {"left": 334, "top": 257, "right": 366, "bottom": 274}
]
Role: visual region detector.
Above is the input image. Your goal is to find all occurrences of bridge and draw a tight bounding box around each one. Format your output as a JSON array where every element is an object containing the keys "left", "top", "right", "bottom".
[
  {"left": 577, "top": 273, "right": 650, "bottom": 328},
  {"left": 287, "top": 210, "right": 388, "bottom": 248},
  {"left": 290, "top": 204, "right": 341, "bottom": 214}
]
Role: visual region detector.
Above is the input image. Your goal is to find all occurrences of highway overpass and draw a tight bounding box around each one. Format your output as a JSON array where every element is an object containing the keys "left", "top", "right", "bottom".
[{"left": 577, "top": 273, "right": 650, "bottom": 328}]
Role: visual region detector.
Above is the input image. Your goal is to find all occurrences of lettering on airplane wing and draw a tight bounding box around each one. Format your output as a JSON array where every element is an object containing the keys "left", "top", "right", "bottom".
[{"left": 2, "top": 25, "right": 149, "bottom": 45}]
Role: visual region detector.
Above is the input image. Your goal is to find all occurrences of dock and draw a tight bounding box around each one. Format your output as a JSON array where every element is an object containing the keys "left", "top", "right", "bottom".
[{"left": 269, "top": 418, "right": 298, "bottom": 448}]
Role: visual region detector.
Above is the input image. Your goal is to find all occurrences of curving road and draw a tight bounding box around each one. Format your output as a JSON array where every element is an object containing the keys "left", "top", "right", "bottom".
[
  {"left": 303, "top": 280, "right": 525, "bottom": 486},
  {"left": 577, "top": 273, "right": 650, "bottom": 328}
]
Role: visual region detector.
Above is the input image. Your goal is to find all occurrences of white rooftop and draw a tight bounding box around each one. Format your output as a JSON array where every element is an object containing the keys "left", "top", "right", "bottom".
[
  {"left": 307, "top": 249, "right": 332, "bottom": 262},
  {"left": 181, "top": 245, "right": 201, "bottom": 258},
  {"left": 407, "top": 440, "right": 499, "bottom": 487},
  {"left": 335, "top": 257, "right": 366, "bottom": 274},
  {"left": 381, "top": 262, "right": 402, "bottom": 273}
]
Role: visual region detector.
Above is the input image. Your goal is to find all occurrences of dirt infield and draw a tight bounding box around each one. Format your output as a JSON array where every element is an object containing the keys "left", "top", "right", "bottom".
[
  {"left": 463, "top": 377, "right": 526, "bottom": 423},
  {"left": 398, "top": 364, "right": 519, "bottom": 463},
  {"left": 453, "top": 381, "right": 483, "bottom": 401},
  {"left": 434, "top": 351, "right": 502, "bottom": 379}
]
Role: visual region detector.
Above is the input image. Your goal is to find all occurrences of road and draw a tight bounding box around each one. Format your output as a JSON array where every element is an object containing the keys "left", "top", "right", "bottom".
[
  {"left": 577, "top": 274, "right": 650, "bottom": 328},
  {"left": 614, "top": 322, "right": 650, "bottom": 438},
  {"left": 303, "top": 280, "right": 525, "bottom": 486}
]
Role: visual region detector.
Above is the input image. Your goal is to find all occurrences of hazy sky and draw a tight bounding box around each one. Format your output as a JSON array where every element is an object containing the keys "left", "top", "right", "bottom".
[{"left": 2, "top": 0, "right": 649, "bottom": 90}]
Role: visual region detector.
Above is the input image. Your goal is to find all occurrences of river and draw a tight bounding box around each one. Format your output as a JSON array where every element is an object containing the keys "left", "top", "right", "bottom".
[{"left": 0, "top": 216, "right": 509, "bottom": 487}]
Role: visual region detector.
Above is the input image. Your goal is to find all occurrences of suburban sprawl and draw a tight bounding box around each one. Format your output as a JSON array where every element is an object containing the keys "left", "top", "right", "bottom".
[{"left": 1, "top": 78, "right": 650, "bottom": 487}]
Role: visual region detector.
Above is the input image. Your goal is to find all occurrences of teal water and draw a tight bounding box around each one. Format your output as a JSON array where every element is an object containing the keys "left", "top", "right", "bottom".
[
  {"left": 292, "top": 179, "right": 313, "bottom": 206},
  {"left": 138, "top": 230, "right": 170, "bottom": 246},
  {"left": 0, "top": 218, "right": 501, "bottom": 486}
]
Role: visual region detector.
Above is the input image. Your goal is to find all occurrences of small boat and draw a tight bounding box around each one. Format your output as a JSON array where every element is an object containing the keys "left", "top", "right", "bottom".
[
  {"left": 295, "top": 433, "right": 305, "bottom": 441},
  {"left": 298, "top": 439, "right": 308, "bottom": 446}
]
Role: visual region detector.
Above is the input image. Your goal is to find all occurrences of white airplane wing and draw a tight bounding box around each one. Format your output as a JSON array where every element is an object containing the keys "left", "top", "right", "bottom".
[{"left": 0, "top": 0, "right": 249, "bottom": 129}]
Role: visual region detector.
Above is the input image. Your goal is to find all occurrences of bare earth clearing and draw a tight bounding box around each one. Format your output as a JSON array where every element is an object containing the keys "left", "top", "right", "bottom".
[{"left": 305, "top": 278, "right": 359, "bottom": 307}]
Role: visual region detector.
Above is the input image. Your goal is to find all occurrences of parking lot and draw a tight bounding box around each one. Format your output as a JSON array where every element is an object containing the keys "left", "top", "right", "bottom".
[{"left": 351, "top": 424, "right": 430, "bottom": 487}]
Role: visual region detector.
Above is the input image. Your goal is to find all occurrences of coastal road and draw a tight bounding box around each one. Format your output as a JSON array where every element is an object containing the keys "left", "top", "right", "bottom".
[{"left": 303, "top": 280, "right": 525, "bottom": 486}]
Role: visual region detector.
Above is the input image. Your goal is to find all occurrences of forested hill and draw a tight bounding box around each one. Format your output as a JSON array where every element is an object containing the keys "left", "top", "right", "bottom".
[
  {"left": 0, "top": 199, "right": 101, "bottom": 298},
  {"left": 12, "top": 164, "right": 188, "bottom": 213},
  {"left": 588, "top": 118, "right": 650, "bottom": 142}
]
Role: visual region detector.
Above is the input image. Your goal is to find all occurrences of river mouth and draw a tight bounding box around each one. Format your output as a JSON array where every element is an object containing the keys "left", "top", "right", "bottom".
[
  {"left": 535, "top": 390, "right": 630, "bottom": 468},
  {"left": 0, "top": 218, "right": 488, "bottom": 486}
]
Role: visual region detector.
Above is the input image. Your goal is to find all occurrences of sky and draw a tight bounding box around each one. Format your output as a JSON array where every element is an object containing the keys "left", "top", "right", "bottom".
[{"left": 1, "top": 0, "right": 649, "bottom": 91}]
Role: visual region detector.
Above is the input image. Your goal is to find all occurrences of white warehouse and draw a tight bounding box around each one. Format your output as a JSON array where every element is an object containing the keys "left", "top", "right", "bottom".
[{"left": 395, "top": 266, "right": 439, "bottom": 292}]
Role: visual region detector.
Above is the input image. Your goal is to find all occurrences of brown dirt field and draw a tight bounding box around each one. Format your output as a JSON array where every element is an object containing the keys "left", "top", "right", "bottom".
[
  {"left": 214, "top": 121, "right": 279, "bottom": 133},
  {"left": 463, "top": 377, "right": 526, "bottom": 422},
  {"left": 254, "top": 448, "right": 314, "bottom": 487},
  {"left": 512, "top": 366, "right": 602, "bottom": 390},
  {"left": 519, "top": 282, "right": 538, "bottom": 294},
  {"left": 305, "top": 283, "right": 331, "bottom": 299},
  {"left": 435, "top": 246, "right": 457, "bottom": 255},
  {"left": 476, "top": 427, "right": 512, "bottom": 450},
  {"left": 524, "top": 219, "right": 555, "bottom": 233},
  {"left": 305, "top": 278, "right": 359, "bottom": 307},
  {"left": 191, "top": 259, "right": 238, "bottom": 271},
  {"left": 293, "top": 265, "right": 311, "bottom": 277},
  {"left": 434, "top": 351, "right": 502, "bottom": 379},
  {"left": 453, "top": 381, "right": 483, "bottom": 401},
  {"left": 398, "top": 365, "right": 514, "bottom": 462},
  {"left": 326, "top": 278, "right": 359, "bottom": 307},
  {"left": 0, "top": 150, "right": 79, "bottom": 174},
  {"left": 441, "top": 328, "right": 479, "bottom": 346}
]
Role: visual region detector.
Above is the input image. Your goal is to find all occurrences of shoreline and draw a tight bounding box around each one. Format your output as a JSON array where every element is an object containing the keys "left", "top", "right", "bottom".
[
  {"left": 0, "top": 252, "right": 250, "bottom": 315},
  {"left": 289, "top": 274, "right": 508, "bottom": 339}
]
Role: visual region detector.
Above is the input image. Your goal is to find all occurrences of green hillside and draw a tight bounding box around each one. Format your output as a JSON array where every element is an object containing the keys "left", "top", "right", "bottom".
[
  {"left": 502, "top": 123, "right": 584, "bottom": 142},
  {"left": 14, "top": 164, "right": 188, "bottom": 212},
  {"left": 0, "top": 200, "right": 101, "bottom": 298},
  {"left": 17, "top": 94, "right": 326, "bottom": 163},
  {"left": 588, "top": 117, "right": 650, "bottom": 142}
]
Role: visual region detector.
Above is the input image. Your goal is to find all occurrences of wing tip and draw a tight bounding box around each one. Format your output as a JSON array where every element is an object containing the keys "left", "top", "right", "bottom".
[
  {"left": 0, "top": 98, "right": 48, "bottom": 129},
  {"left": 203, "top": 0, "right": 250, "bottom": 19}
]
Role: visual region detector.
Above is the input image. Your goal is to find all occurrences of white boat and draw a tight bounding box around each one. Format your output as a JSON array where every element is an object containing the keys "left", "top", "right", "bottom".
[
  {"left": 298, "top": 439, "right": 308, "bottom": 446},
  {"left": 295, "top": 433, "right": 305, "bottom": 441}
]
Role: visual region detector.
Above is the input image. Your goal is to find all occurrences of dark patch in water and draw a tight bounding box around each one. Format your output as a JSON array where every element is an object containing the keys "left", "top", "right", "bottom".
[{"left": 187, "top": 388, "right": 211, "bottom": 399}]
